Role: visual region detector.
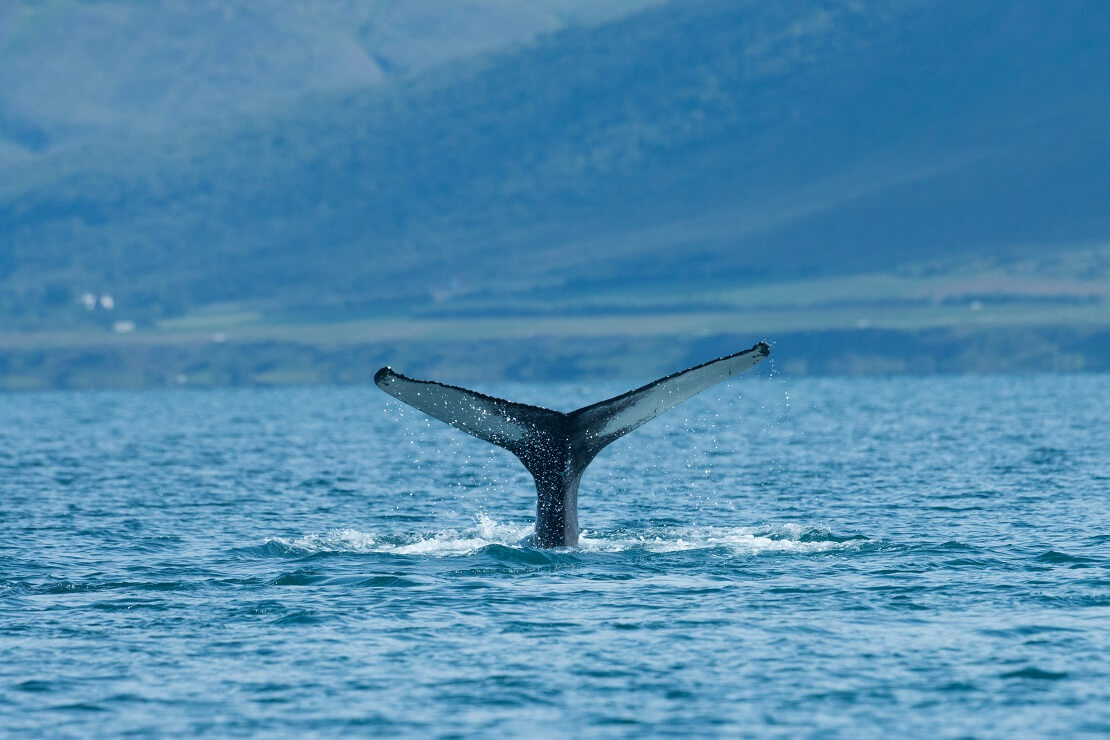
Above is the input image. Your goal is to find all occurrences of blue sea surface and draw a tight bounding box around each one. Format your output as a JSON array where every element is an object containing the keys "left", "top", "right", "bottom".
[{"left": 1, "top": 374, "right": 1108, "bottom": 737}]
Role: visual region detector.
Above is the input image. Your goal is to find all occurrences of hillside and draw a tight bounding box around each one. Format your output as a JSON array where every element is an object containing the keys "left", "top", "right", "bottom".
[
  {"left": 2, "top": 0, "right": 1110, "bottom": 387},
  {"left": 0, "top": 0, "right": 661, "bottom": 161}
]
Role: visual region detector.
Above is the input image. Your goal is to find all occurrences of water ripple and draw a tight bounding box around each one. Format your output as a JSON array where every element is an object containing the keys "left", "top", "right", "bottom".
[{"left": 2, "top": 378, "right": 1109, "bottom": 736}]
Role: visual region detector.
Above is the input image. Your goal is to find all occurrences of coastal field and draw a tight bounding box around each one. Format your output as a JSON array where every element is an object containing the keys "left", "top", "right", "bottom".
[{"left": 4, "top": 256, "right": 1110, "bottom": 390}]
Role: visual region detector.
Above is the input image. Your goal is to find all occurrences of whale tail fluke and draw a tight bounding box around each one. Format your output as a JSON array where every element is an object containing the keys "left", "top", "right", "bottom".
[
  {"left": 375, "top": 341, "right": 769, "bottom": 465},
  {"left": 374, "top": 341, "right": 770, "bottom": 547}
]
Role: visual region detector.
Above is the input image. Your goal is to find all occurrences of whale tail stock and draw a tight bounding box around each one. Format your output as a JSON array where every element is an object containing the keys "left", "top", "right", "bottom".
[{"left": 374, "top": 341, "right": 770, "bottom": 547}]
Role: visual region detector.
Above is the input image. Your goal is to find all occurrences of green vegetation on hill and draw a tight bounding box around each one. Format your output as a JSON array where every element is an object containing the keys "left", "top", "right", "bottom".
[{"left": 4, "top": 252, "right": 1110, "bottom": 390}]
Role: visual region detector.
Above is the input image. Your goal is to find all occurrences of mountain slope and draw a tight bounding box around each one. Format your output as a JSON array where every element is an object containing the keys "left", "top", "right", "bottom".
[
  {"left": 0, "top": 0, "right": 662, "bottom": 161},
  {"left": 2, "top": 0, "right": 1109, "bottom": 327}
]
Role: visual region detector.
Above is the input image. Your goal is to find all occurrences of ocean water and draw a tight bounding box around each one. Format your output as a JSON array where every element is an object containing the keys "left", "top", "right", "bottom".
[{"left": 1, "top": 374, "right": 1108, "bottom": 737}]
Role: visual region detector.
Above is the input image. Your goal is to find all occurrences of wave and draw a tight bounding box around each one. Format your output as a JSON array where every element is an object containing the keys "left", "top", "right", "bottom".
[
  {"left": 260, "top": 515, "right": 871, "bottom": 558},
  {"left": 579, "top": 523, "right": 869, "bottom": 555},
  {"left": 265, "top": 515, "right": 530, "bottom": 557}
]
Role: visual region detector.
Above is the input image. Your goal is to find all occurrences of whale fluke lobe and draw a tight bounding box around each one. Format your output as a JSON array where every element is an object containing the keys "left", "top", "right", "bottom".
[
  {"left": 375, "top": 342, "right": 770, "bottom": 547},
  {"left": 373, "top": 366, "right": 560, "bottom": 455},
  {"left": 569, "top": 341, "right": 770, "bottom": 460}
]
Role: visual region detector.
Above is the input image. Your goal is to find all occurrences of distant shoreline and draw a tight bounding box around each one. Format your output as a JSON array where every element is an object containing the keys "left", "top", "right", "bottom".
[{"left": 3, "top": 323, "right": 1108, "bottom": 391}]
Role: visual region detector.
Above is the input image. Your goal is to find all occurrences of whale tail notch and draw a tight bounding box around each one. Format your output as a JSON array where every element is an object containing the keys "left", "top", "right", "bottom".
[{"left": 374, "top": 341, "right": 771, "bottom": 546}]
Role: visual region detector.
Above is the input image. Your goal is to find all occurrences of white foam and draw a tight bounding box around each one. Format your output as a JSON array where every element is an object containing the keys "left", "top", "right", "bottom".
[
  {"left": 578, "top": 524, "right": 864, "bottom": 555},
  {"left": 275, "top": 528, "right": 380, "bottom": 552},
  {"left": 267, "top": 517, "right": 867, "bottom": 558},
  {"left": 270, "top": 514, "right": 530, "bottom": 556}
]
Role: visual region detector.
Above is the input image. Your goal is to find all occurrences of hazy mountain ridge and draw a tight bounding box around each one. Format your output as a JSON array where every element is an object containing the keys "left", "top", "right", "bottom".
[
  {"left": 7, "top": 0, "right": 1106, "bottom": 329},
  {"left": 2, "top": 0, "right": 1110, "bottom": 386},
  {"left": 0, "top": 0, "right": 662, "bottom": 161}
]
